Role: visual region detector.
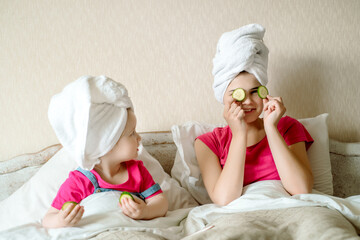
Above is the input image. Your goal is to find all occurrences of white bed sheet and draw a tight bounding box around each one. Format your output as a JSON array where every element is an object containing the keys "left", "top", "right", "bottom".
[{"left": 1, "top": 181, "right": 359, "bottom": 240}]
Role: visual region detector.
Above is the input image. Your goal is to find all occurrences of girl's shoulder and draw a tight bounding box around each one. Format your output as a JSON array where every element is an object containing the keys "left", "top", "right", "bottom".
[
  {"left": 196, "top": 126, "right": 232, "bottom": 155},
  {"left": 126, "top": 159, "right": 143, "bottom": 166},
  {"left": 213, "top": 125, "right": 231, "bottom": 133},
  {"left": 56, "top": 169, "right": 94, "bottom": 195},
  {"left": 205, "top": 125, "right": 231, "bottom": 138},
  {"left": 69, "top": 169, "right": 91, "bottom": 180},
  {"left": 279, "top": 115, "right": 298, "bottom": 123},
  {"left": 125, "top": 159, "right": 148, "bottom": 171},
  {"left": 68, "top": 169, "right": 99, "bottom": 188},
  {"left": 277, "top": 115, "right": 303, "bottom": 131},
  {"left": 277, "top": 115, "right": 314, "bottom": 148}
]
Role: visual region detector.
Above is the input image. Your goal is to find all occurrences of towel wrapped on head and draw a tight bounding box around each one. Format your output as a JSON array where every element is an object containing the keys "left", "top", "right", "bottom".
[
  {"left": 48, "top": 75, "right": 133, "bottom": 170},
  {"left": 212, "top": 23, "right": 269, "bottom": 104}
]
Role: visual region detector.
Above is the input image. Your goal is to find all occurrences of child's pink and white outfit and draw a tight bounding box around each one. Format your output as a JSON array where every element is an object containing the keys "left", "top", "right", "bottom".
[
  {"left": 52, "top": 160, "right": 161, "bottom": 210},
  {"left": 48, "top": 76, "right": 163, "bottom": 210},
  {"left": 197, "top": 116, "right": 314, "bottom": 186}
]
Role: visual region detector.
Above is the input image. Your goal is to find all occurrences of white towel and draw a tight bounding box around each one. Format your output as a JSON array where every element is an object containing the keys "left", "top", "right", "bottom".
[
  {"left": 212, "top": 23, "right": 269, "bottom": 103},
  {"left": 48, "top": 75, "right": 133, "bottom": 170}
]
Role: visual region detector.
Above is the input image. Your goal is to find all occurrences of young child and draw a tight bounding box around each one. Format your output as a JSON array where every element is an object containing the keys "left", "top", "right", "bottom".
[{"left": 42, "top": 75, "right": 168, "bottom": 228}]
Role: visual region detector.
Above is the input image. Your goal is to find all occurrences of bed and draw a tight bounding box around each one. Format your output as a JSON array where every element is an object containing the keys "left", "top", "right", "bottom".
[{"left": 0, "top": 114, "right": 360, "bottom": 239}]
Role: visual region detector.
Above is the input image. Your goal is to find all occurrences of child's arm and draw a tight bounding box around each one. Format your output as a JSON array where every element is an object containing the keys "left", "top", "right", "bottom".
[
  {"left": 42, "top": 204, "right": 84, "bottom": 228},
  {"left": 120, "top": 193, "right": 168, "bottom": 220}
]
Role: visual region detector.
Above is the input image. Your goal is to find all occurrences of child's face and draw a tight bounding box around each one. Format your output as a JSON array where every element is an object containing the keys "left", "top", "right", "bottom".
[
  {"left": 103, "top": 110, "right": 141, "bottom": 163},
  {"left": 223, "top": 72, "right": 264, "bottom": 123}
]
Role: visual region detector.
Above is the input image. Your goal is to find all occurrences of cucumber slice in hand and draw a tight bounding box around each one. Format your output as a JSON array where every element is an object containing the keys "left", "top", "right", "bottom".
[
  {"left": 61, "top": 201, "right": 78, "bottom": 211},
  {"left": 257, "top": 86, "right": 268, "bottom": 99},
  {"left": 232, "top": 88, "right": 246, "bottom": 101},
  {"left": 119, "top": 192, "right": 134, "bottom": 204}
]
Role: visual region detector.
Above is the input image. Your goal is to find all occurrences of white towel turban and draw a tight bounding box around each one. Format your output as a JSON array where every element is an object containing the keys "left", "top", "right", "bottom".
[
  {"left": 48, "top": 75, "right": 133, "bottom": 170},
  {"left": 212, "top": 23, "right": 269, "bottom": 103}
]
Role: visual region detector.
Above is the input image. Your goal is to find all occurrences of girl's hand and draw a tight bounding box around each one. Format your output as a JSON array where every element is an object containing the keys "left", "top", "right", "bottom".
[
  {"left": 223, "top": 101, "right": 247, "bottom": 136},
  {"left": 119, "top": 196, "right": 147, "bottom": 220},
  {"left": 57, "top": 203, "right": 84, "bottom": 227},
  {"left": 263, "top": 95, "right": 286, "bottom": 129}
]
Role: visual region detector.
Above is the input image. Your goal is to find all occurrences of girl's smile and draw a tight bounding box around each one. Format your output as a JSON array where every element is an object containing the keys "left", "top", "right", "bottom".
[{"left": 243, "top": 108, "right": 256, "bottom": 114}]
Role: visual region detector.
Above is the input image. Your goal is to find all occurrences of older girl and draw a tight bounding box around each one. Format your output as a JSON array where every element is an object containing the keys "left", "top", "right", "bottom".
[{"left": 195, "top": 24, "right": 314, "bottom": 206}]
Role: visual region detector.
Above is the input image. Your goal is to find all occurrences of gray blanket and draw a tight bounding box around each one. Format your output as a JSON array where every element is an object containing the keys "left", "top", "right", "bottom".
[
  {"left": 90, "top": 206, "right": 359, "bottom": 240},
  {"left": 184, "top": 207, "right": 359, "bottom": 240}
]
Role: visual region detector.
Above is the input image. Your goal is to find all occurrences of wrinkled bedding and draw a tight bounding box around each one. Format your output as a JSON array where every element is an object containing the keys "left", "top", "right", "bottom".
[
  {"left": 0, "top": 191, "right": 191, "bottom": 240},
  {"left": 181, "top": 181, "right": 360, "bottom": 239},
  {"left": 1, "top": 181, "right": 359, "bottom": 240},
  {"left": 90, "top": 205, "right": 360, "bottom": 240},
  {"left": 90, "top": 230, "right": 166, "bottom": 240},
  {"left": 184, "top": 207, "right": 359, "bottom": 240}
]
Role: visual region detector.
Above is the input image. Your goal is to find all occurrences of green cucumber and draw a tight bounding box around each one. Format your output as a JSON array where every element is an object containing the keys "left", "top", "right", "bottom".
[
  {"left": 257, "top": 86, "right": 268, "bottom": 99},
  {"left": 119, "top": 191, "right": 134, "bottom": 204},
  {"left": 232, "top": 88, "right": 246, "bottom": 101},
  {"left": 61, "top": 201, "right": 78, "bottom": 211}
]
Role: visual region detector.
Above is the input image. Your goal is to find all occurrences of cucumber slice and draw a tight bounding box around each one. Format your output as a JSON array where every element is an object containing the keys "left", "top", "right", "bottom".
[
  {"left": 257, "top": 86, "right": 268, "bottom": 99},
  {"left": 119, "top": 191, "right": 134, "bottom": 204},
  {"left": 232, "top": 88, "right": 246, "bottom": 101},
  {"left": 61, "top": 201, "right": 78, "bottom": 211}
]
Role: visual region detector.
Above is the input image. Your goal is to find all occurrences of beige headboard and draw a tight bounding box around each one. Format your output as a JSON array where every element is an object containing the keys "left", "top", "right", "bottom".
[{"left": 1, "top": 132, "right": 359, "bottom": 202}]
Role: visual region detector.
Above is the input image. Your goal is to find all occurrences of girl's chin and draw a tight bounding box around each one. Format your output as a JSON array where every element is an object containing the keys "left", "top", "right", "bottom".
[{"left": 244, "top": 113, "right": 261, "bottom": 123}]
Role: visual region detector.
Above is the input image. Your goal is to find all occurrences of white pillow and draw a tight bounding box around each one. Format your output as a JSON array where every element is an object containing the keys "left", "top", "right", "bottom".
[
  {"left": 0, "top": 145, "right": 197, "bottom": 231},
  {"left": 298, "top": 114, "right": 332, "bottom": 195},
  {"left": 170, "top": 113, "right": 332, "bottom": 204}
]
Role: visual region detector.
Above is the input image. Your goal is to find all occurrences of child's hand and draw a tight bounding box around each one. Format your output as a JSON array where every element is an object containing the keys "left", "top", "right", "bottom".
[
  {"left": 57, "top": 203, "right": 84, "bottom": 227},
  {"left": 119, "top": 196, "right": 147, "bottom": 220}
]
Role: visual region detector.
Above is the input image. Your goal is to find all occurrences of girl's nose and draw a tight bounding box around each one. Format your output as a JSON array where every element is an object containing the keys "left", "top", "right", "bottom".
[{"left": 242, "top": 94, "right": 251, "bottom": 104}]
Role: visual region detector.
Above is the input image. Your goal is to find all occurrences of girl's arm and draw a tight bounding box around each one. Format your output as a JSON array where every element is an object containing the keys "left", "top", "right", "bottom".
[
  {"left": 195, "top": 101, "right": 247, "bottom": 206},
  {"left": 195, "top": 137, "right": 246, "bottom": 206},
  {"left": 263, "top": 96, "right": 313, "bottom": 195},
  {"left": 120, "top": 193, "right": 168, "bottom": 220},
  {"left": 42, "top": 204, "right": 84, "bottom": 228},
  {"left": 265, "top": 126, "right": 313, "bottom": 194}
]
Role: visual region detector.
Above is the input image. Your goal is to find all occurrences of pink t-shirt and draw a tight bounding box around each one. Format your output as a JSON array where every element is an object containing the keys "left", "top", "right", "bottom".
[
  {"left": 52, "top": 160, "right": 162, "bottom": 210},
  {"left": 197, "top": 116, "right": 314, "bottom": 186}
]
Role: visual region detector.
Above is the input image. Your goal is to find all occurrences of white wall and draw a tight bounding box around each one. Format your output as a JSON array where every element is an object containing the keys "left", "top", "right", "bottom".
[{"left": 1, "top": 0, "right": 360, "bottom": 161}]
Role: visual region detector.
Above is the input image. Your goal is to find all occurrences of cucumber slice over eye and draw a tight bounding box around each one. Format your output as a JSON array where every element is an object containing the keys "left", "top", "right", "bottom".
[
  {"left": 232, "top": 88, "right": 246, "bottom": 101},
  {"left": 257, "top": 86, "right": 268, "bottom": 99},
  {"left": 119, "top": 191, "right": 134, "bottom": 204}
]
